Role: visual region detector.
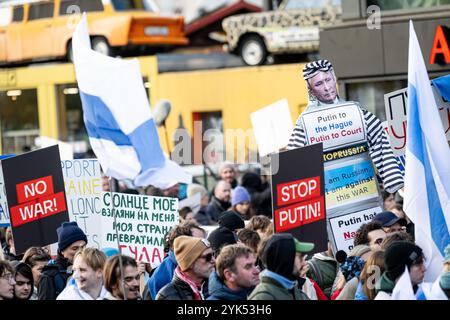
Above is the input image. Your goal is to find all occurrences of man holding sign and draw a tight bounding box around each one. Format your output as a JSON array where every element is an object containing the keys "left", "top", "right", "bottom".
[{"left": 287, "top": 59, "right": 403, "bottom": 194}]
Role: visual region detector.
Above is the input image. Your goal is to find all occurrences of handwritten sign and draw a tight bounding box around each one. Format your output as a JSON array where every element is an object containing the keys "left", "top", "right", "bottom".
[
  {"left": 100, "top": 192, "right": 178, "bottom": 268},
  {"left": 62, "top": 159, "right": 102, "bottom": 248},
  {"left": 301, "top": 103, "right": 366, "bottom": 151},
  {"left": 329, "top": 206, "right": 382, "bottom": 253},
  {"left": 384, "top": 87, "right": 450, "bottom": 156}
]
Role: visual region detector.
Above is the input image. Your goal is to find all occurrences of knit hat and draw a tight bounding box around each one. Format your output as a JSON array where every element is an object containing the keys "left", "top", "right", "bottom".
[
  {"left": 218, "top": 211, "right": 245, "bottom": 230},
  {"left": 207, "top": 226, "right": 238, "bottom": 256},
  {"left": 303, "top": 59, "right": 333, "bottom": 80},
  {"left": 219, "top": 162, "right": 235, "bottom": 175},
  {"left": 348, "top": 245, "right": 371, "bottom": 258},
  {"left": 57, "top": 222, "right": 87, "bottom": 252},
  {"left": 174, "top": 236, "right": 211, "bottom": 271},
  {"left": 232, "top": 186, "right": 251, "bottom": 206},
  {"left": 187, "top": 183, "right": 208, "bottom": 199},
  {"left": 384, "top": 240, "right": 423, "bottom": 281}
]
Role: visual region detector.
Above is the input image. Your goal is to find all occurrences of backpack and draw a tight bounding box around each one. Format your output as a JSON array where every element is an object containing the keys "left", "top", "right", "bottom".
[{"left": 46, "top": 260, "right": 70, "bottom": 297}]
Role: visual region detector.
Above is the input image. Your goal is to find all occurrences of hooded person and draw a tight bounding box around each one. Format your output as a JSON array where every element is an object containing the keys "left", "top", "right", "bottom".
[
  {"left": 375, "top": 241, "right": 425, "bottom": 300},
  {"left": 249, "top": 233, "right": 314, "bottom": 300},
  {"left": 287, "top": 59, "right": 404, "bottom": 195},
  {"left": 38, "top": 222, "right": 87, "bottom": 300}
]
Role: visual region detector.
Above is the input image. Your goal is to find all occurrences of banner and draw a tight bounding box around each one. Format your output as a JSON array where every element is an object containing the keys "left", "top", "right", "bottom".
[
  {"left": 324, "top": 156, "right": 379, "bottom": 209},
  {"left": 328, "top": 206, "right": 382, "bottom": 253},
  {"left": 62, "top": 159, "right": 102, "bottom": 248},
  {"left": 100, "top": 192, "right": 178, "bottom": 268},
  {"left": 384, "top": 87, "right": 450, "bottom": 156},
  {"left": 270, "top": 143, "right": 327, "bottom": 253},
  {"left": 301, "top": 103, "right": 366, "bottom": 151},
  {"left": 1, "top": 146, "right": 70, "bottom": 254}
]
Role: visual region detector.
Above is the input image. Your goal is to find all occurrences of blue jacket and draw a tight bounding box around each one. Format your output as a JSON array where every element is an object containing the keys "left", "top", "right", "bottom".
[
  {"left": 354, "top": 281, "right": 368, "bottom": 300},
  {"left": 147, "top": 250, "right": 177, "bottom": 299},
  {"left": 207, "top": 271, "right": 249, "bottom": 300}
]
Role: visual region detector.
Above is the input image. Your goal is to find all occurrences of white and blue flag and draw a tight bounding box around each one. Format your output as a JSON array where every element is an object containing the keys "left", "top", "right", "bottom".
[
  {"left": 72, "top": 15, "right": 191, "bottom": 189},
  {"left": 404, "top": 21, "right": 450, "bottom": 282}
]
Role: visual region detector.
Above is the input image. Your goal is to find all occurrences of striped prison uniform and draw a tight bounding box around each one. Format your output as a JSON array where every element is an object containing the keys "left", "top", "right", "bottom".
[{"left": 287, "top": 103, "right": 404, "bottom": 194}]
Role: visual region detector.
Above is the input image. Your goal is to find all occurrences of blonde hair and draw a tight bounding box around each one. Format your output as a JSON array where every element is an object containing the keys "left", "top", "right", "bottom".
[{"left": 74, "top": 247, "right": 106, "bottom": 271}]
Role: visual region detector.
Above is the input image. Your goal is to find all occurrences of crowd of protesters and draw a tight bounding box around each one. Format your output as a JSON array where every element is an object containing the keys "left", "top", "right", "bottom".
[{"left": 0, "top": 162, "right": 449, "bottom": 300}]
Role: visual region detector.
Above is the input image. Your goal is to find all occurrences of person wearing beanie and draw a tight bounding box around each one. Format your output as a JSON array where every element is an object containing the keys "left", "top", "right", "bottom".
[
  {"left": 249, "top": 233, "right": 314, "bottom": 300},
  {"left": 208, "top": 226, "right": 238, "bottom": 257},
  {"left": 375, "top": 241, "right": 425, "bottom": 300},
  {"left": 38, "top": 221, "right": 87, "bottom": 300},
  {"left": 231, "top": 186, "right": 252, "bottom": 220},
  {"left": 219, "top": 162, "right": 238, "bottom": 189},
  {"left": 157, "top": 236, "right": 214, "bottom": 300},
  {"left": 218, "top": 211, "right": 245, "bottom": 232}
]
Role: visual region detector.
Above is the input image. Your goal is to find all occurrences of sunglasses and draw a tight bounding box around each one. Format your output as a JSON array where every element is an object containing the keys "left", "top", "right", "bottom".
[{"left": 199, "top": 252, "right": 214, "bottom": 263}]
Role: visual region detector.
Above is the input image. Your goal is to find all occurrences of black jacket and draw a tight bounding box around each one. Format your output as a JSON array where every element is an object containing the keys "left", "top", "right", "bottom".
[
  {"left": 206, "top": 196, "right": 231, "bottom": 223},
  {"left": 37, "top": 255, "right": 72, "bottom": 300},
  {"left": 156, "top": 273, "right": 208, "bottom": 300}
]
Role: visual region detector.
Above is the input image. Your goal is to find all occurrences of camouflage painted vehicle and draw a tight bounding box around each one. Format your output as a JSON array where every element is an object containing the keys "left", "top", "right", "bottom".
[{"left": 222, "top": 0, "right": 341, "bottom": 66}]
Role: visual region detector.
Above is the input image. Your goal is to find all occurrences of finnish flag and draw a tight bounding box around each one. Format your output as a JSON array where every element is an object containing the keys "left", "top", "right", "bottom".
[
  {"left": 404, "top": 21, "right": 450, "bottom": 282},
  {"left": 72, "top": 14, "right": 191, "bottom": 189}
]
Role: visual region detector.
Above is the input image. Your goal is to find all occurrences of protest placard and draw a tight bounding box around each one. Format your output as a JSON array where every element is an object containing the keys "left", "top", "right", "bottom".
[
  {"left": 250, "top": 99, "right": 294, "bottom": 157},
  {"left": 324, "top": 155, "right": 379, "bottom": 209},
  {"left": 384, "top": 87, "right": 450, "bottom": 155},
  {"left": 1, "top": 146, "right": 70, "bottom": 254},
  {"left": 328, "top": 206, "right": 383, "bottom": 253},
  {"left": 270, "top": 143, "right": 327, "bottom": 253},
  {"left": 301, "top": 103, "right": 366, "bottom": 151},
  {"left": 62, "top": 159, "right": 102, "bottom": 248},
  {"left": 100, "top": 192, "right": 178, "bottom": 268}
]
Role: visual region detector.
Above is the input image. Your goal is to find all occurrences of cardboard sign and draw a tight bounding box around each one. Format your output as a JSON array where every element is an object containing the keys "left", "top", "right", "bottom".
[
  {"left": 324, "top": 156, "right": 379, "bottom": 209},
  {"left": 270, "top": 143, "right": 327, "bottom": 253},
  {"left": 329, "top": 206, "right": 383, "bottom": 253},
  {"left": 250, "top": 99, "right": 294, "bottom": 157},
  {"left": 62, "top": 159, "right": 102, "bottom": 248},
  {"left": 1, "top": 146, "right": 70, "bottom": 254},
  {"left": 301, "top": 103, "right": 366, "bottom": 151},
  {"left": 384, "top": 87, "right": 450, "bottom": 155},
  {"left": 100, "top": 192, "right": 178, "bottom": 268}
]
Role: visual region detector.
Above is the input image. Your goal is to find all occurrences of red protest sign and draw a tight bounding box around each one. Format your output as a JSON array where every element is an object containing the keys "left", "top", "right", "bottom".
[
  {"left": 274, "top": 197, "right": 325, "bottom": 232},
  {"left": 276, "top": 176, "right": 321, "bottom": 207},
  {"left": 16, "top": 175, "right": 54, "bottom": 203}
]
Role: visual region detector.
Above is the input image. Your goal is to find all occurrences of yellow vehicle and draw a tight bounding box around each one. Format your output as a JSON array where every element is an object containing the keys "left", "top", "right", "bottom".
[{"left": 0, "top": 0, "right": 188, "bottom": 64}]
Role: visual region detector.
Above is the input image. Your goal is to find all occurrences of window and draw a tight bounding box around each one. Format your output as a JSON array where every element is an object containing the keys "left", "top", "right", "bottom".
[
  {"left": 28, "top": 3, "right": 54, "bottom": 20},
  {"left": 346, "top": 80, "right": 407, "bottom": 122},
  {"left": 59, "top": 0, "right": 104, "bottom": 15},
  {"left": 0, "top": 89, "right": 39, "bottom": 154},
  {"left": 193, "top": 111, "right": 224, "bottom": 165},
  {"left": 111, "top": 0, "right": 147, "bottom": 11},
  {"left": 12, "top": 6, "right": 24, "bottom": 22},
  {"left": 367, "top": 0, "right": 450, "bottom": 12}
]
